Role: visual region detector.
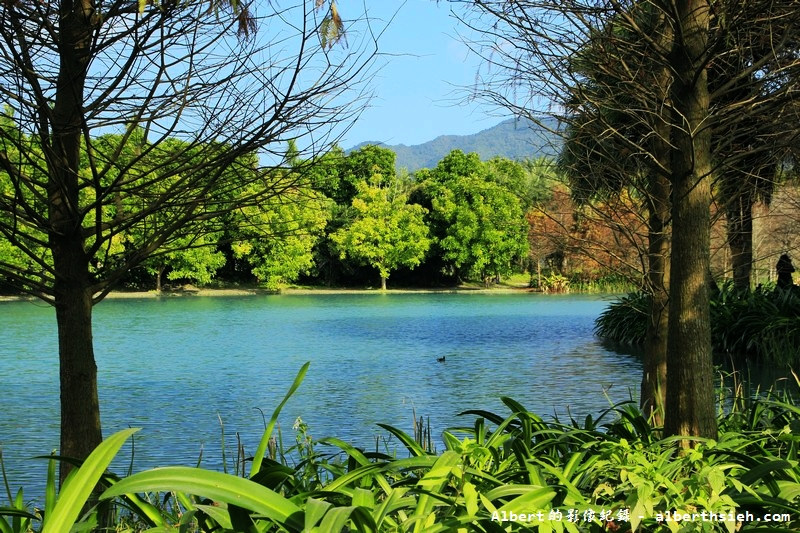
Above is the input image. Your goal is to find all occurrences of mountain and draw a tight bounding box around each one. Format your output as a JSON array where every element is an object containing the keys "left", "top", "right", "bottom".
[{"left": 348, "top": 117, "right": 561, "bottom": 171}]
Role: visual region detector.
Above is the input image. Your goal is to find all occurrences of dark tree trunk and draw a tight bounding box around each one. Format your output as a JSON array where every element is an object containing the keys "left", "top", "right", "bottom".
[
  {"left": 47, "top": 0, "right": 102, "bottom": 483},
  {"left": 55, "top": 276, "right": 102, "bottom": 485},
  {"left": 641, "top": 22, "right": 672, "bottom": 425},
  {"left": 156, "top": 265, "right": 166, "bottom": 292},
  {"left": 664, "top": 0, "right": 718, "bottom": 441},
  {"left": 725, "top": 189, "right": 754, "bottom": 292},
  {"left": 641, "top": 170, "right": 670, "bottom": 426}
]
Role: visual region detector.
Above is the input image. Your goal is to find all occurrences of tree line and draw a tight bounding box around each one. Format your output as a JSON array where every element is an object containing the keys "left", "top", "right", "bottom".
[{"left": 0, "top": 131, "right": 553, "bottom": 292}]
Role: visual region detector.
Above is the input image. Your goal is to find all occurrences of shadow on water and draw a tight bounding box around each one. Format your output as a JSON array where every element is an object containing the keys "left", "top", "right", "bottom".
[
  {"left": 716, "top": 357, "right": 800, "bottom": 400},
  {"left": 600, "top": 337, "right": 799, "bottom": 404}
]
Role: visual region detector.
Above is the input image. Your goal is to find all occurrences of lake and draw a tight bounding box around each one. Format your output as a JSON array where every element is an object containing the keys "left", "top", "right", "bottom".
[{"left": 0, "top": 292, "right": 641, "bottom": 501}]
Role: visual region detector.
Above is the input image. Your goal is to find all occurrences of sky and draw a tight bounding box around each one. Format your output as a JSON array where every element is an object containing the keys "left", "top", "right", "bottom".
[{"left": 337, "top": 1, "right": 508, "bottom": 149}]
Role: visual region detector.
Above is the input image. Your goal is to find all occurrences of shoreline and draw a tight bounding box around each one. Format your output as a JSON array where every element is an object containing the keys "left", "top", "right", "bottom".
[{"left": 0, "top": 284, "right": 537, "bottom": 302}]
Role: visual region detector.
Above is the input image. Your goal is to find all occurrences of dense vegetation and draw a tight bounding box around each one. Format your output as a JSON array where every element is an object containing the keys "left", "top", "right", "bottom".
[
  {"left": 2, "top": 365, "right": 798, "bottom": 532},
  {"left": 596, "top": 285, "right": 800, "bottom": 366},
  {"left": 0, "top": 136, "right": 566, "bottom": 292}
]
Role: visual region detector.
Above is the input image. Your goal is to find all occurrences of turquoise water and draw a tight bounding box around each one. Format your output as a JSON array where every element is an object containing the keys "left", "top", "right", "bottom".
[{"left": 0, "top": 293, "right": 640, "bottom": 499}]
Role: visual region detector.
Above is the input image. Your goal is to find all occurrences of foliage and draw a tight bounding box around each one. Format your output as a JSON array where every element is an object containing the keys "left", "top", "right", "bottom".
[
  {"left": 710, "top": 284, "right": 800, "bottom": 365},
  {"left": 332, "top": 174, "right": 430, "bottom": 288},
  {"left": 231, "top": 182, "right": 332, "bottom": 290},
  {"left": 540, "top": 272, "right": 570, "bottom": 293},
  {"left": 595, "top": 292, "right": 651, "bottom": 347},
  {"left": 3, "top": 367, "right": 799, "bottom": 532},
  {"left": 417, "top": 150, "right": 530, "bottom": 284},
  {"left": 597, "top": 286, "right": 800, "bottom": 365}
]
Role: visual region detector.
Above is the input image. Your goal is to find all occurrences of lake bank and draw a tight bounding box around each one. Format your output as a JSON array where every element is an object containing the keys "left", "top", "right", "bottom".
[{"left": 0, "top": 283, "right": 538, "bottom": 302}]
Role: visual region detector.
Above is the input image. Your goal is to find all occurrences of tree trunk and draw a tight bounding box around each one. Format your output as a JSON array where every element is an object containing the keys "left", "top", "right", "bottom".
[
  {"left": 726, "top": 189, "right": 753, "bottom": 292},
  {"left": 641, "top": 171, "right": 670, "bottom": 426},
  {"left": 157, "top": 265, "right": 166, "bottom": 292},
  {"left": 663, "top": 0, "right": 717, "bottom": 441},
  {"left": 381, "top": 275, "right": 387, "bottom": 290},
  {"left": 640, "top": 29, "right": 672, "bottom": 425},
  {"left": 55, "top": 277, "right": 102, "bottom": 485},
  {"left": 48, "top": 0, "right": 101, "bottom": 483},
  {"left": 537, "top": 259, "right": 541, "bottom": 288}
]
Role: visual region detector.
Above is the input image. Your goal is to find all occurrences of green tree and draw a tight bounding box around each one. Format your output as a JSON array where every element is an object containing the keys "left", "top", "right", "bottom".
[
  {"left": 311, "top": 144, "right": 400, "bottom": 285},
  {"left": 418, "top": 150, "right": 529, "bottom": 285},
  {"left": 0, "top": 0, "right": 374, "bottom": 481},
  {"left": 231, "top": 181, "right": 332, "bottom": 289},
  {"left": 143, "top": 233, "right": 227, "bottom": 291},
  {"left": 332, "top": 174, "right": 430, "bottom": 290}
]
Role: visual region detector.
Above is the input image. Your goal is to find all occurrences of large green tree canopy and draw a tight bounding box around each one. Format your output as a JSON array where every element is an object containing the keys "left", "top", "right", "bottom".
[
  {"left": 416, "top": 150, "right": 529, "bottom": 284},
  {"left": 332, "top": 172, "right": 430, "bottom": 290}
]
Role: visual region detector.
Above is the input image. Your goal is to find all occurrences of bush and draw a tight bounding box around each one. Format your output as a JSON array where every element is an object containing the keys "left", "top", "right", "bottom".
[
  {"left": 597, "top": 285, "right": 800, "bottom": 365},
  {"left": 594, "top": 291, "right": 650, "bottom": 347}
]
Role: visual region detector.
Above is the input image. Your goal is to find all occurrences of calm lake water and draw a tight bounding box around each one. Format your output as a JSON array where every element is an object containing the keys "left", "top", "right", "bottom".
[{"left": 0, "top": 292, "right": 641, "bottom": 501}]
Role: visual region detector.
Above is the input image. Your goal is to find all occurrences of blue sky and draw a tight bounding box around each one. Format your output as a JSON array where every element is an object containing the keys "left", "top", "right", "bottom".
[{"left": 339, "top": 1, "right": 507, "bottom": 148}]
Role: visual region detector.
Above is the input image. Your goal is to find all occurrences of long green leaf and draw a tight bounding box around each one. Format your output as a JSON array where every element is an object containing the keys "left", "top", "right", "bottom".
[
  {"left": 194, "top": 503, "right": 233, "bottom": 530},
  {"left": 375, "top": 424, "right": 426, "bottom": 457},
  {"left": 44, "top": 453, "right": 56, "bottom": 520},
  {"left": 250, "top": 362, "right": 310, "bottom": 477},
  {"left": 101, "top": 466, "right": 303, "bottom": 530},
  {"left": 497, "top": 487, "right": 556, "bottom": 513},
  {"left": 316, "top": 506, "right": 354, "bottom": 532},
  {"left": 42, "top": 427, "right": 139, "bottom": 533},
  {"left": 411, "top": 450, "right": 460, "bottom": 532}
]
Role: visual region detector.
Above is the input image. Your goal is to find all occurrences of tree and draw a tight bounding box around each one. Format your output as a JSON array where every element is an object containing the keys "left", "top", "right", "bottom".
[
  {"left": 307, "top": 144, "right": 403, "bottom": 286},
  {"left": 0, "top": 0, "right": 375, "bottom": 480},
  {"left": 332, "top": 174, "right": 430, "bottom": 289},
  {"left": 463, "top": 0, "right": 800, "bottom": 440},
  {"left": 416, "top": 150, "right": 529, "bottom": 285},
  {"left": 145, "top": 233, "right": 227, "bottom": 290},
  {"left": 231, "top": 179, "right": 332, "bottom": 289},
  {"left": 555, "top": 6, "right": 674, "bottom": 423}
]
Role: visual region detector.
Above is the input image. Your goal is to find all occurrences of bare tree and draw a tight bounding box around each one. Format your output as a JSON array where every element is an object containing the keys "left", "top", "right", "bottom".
[
  {"left": 0, "top": 0, "right": 376, "bottom": 480},
  {"left": 460, "top": 0, "right": 800, "bottom": 439}
]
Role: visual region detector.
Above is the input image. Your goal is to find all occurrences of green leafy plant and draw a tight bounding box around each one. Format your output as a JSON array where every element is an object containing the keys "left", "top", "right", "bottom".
[{"left": 597, "top": 286, "right": 800, "bottom": 365}]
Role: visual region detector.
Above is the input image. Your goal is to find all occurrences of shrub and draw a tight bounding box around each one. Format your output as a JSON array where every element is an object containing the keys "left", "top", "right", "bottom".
[
  {"left": 594, "top": 291, "right": 650, "bottom": 347},
  {"left": 597, "top": 285, "right": 800, "bottom": 365}
]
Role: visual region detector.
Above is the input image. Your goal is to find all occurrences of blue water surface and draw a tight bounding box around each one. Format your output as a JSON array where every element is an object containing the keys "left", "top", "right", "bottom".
[{"left": 0, "top": 292, "right": 641, "bottom": 502}]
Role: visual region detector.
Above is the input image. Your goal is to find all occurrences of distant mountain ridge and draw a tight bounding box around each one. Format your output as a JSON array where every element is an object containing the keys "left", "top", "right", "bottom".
[{"left": 348, "top": 117, "right": 560, "bottom": 171}]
